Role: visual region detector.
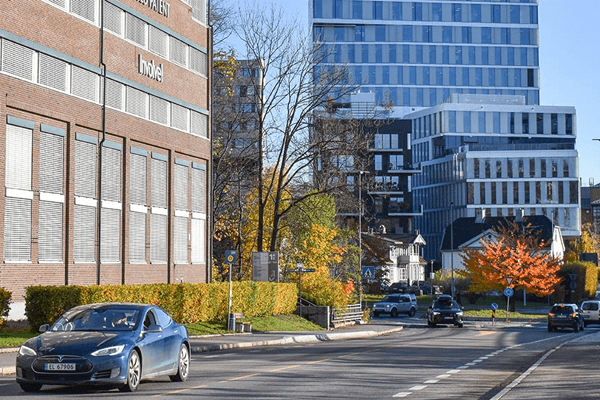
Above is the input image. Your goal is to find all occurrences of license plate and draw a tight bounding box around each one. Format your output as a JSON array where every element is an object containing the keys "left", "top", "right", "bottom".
[{"left": 45, "top": 363, "right": 76, "bottom": 371}]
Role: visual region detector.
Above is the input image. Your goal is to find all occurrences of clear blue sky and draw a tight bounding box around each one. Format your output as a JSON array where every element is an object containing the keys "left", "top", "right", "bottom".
[{"left": 238, "top": 0, "right": 600, "bottom": 186}]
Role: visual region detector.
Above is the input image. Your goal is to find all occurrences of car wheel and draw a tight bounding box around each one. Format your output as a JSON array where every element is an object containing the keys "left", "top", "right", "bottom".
[
  {"left": 373, "top": 312, "right": 380, "bottom": 318},
  {"left": 408, "top": 308, "right": 416, "bottom": 317},
  {"left": 19, "top": 383, "right": 43, "bottom": 392},
  {"left": 170, "top": 344, "right": 190, "bottom": 382},
  {"left": 456, "top": 323, "right": 463, "bottom": 328},
  {"left": 119, "top": 349, "right": 141, "bottom": 392},
  {"left": 391, "top": 309, "right": 398, "bottom": 318},
  {"left": 584, "top": 321, "right": 588, "bottom": 327},
  {"left": 547, "top": 324, "right": 553, "bottom": 332},
  {"left": 573, "top": 323, "right": 579, "bottom": 333}
]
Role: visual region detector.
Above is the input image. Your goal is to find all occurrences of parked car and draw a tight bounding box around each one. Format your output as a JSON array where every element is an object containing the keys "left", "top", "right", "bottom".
[
  {"left": 580, "top": 300, "right": 600, "bottom": 326},
  {"left": 547, "top": 303, "right": 584, "bottom": 332},
  {"left": 372, "top": 294, "right": 417, "bottom": 318},
  {"left": 427, "top": 294, "right": 464, "bottom": 328},
  {"left": 383, "top": 282, "right": 408, "bottom": 294},
  {"left": 16, "top": 303, "right": 190, "bottom": 392}
]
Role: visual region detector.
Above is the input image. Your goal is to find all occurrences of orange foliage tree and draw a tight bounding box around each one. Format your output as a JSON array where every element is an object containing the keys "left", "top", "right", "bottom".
[{"left": 461, "top": 227, "right": 562, "bottom": 296}]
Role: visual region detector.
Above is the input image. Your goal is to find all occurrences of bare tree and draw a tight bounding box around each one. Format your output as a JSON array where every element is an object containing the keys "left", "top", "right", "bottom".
[{"left": 234, "top": 1, "right": 384, "bottom": 253}]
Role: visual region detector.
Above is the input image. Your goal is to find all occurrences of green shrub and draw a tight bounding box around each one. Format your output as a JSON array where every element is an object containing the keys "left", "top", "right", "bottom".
[
  {"left": 25, "top": 282, "right": 297, "bottom": 331},
  {"left": 0, "top": 287, "right": 11, "bottom": 327}
]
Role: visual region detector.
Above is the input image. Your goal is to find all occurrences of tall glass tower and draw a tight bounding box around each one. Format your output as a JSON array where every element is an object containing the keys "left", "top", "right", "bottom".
[
  {"left": 311, "top": 0, "right": 579, "bottom": 263},
  {"left": 311, "top": 0, "right": 540, "bottom": 115}
]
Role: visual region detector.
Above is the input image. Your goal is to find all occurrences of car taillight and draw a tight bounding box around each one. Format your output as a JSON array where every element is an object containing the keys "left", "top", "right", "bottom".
[{"left": 548, "top": 313, "right": 555, "bottom": 317}]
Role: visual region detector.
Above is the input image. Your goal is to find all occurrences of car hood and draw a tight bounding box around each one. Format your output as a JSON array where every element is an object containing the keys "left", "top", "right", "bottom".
[{"left": 32, "top": 331, "right": 129, "bottom": 356}]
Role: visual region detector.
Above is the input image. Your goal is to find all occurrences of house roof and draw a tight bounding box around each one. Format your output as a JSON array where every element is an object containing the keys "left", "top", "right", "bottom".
[
  {"left": 360, "top": 232, "right": 426, "bottom": 265},
  {"left": 439, "top": 215, "right": 554, "bottom": 252}
]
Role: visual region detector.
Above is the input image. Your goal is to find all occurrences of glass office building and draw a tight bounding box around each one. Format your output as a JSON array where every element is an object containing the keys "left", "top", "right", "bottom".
[
  {"left": 311, "top": 0, "right": 580, "bottom": 262},
  {"left": 311, "top": 0, "right": 540, "bottom": 115}
]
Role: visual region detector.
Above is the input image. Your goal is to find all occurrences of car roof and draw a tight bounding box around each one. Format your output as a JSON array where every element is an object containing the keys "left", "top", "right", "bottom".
[{"left": 63, "top": 302, "right": 152, "bottom": 316}]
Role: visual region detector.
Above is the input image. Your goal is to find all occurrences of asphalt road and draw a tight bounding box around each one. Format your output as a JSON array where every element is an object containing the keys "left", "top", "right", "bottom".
[{"left": 1, "top": 318, "right": 598, "bottom": 399}]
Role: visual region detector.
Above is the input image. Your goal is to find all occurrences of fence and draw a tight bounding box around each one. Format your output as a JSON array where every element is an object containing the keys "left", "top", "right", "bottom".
[{"left": 331, "top": 303, "right": 363, "bottom": 327}]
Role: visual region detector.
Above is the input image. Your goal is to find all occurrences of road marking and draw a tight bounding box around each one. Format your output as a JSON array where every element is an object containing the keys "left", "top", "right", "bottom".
[
  {"left": 409, "top": 385, "right": 427, "bottom": 391},
  {"left": 269, "top": 365, "right": 300, "bottom": 372},
  {"left": 306, "top": 358, "right": 330, "bottom": 364},
  {"left": 477, "top": 331, "right": 497, "bottom": 336},
  {"left": 424, "top": 379, "right": 439, "bottom": 384},
  {"left": 447, "top": 369, "right": 462, "bottom": 374},
  {"left": 392, "top": 392, "right": 411, "bottom": 397},
  {"left": 219, "top": 373, "right": 260, "bottom": 383},
  {"left": 152, "top": 384, "right": 208, "bottom": 397},
  {"left": 490, "top": 346, "right": 561, "bottom": 400},
  {"left": 436, "top": 374, "right": 451, "bottom": 379}
]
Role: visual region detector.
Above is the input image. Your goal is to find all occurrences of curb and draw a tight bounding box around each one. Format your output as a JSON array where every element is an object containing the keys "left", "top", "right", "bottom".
[
  {"left": 191, "top": 327, "right": 404, "bottom": 353},
  {"left": 0, "top": 366, "right": 15, "bottom": 376}
]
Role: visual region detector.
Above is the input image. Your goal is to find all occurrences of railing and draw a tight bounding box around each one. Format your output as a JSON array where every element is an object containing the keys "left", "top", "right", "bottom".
[{"left": 331, "top": 303, "right": 363, "bottom": 327}]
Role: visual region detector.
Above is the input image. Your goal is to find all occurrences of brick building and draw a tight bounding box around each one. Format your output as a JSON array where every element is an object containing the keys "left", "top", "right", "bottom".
[{"left": 0, "top": 0, "right": 211, "bottom": 318}]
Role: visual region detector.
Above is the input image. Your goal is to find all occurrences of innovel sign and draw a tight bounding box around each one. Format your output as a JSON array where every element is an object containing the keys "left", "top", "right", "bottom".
[{"left": 138, "top": 54, "right": 163, "bottom": 82}]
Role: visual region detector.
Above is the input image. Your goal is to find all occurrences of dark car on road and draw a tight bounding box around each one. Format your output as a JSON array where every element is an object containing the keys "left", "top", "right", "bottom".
[
  {"left": 427, "top": 294, "right": 464, "bottom": 328},
  {"left": 547, "top": 303, "right": 584, "bottom": 332},
  {"left": 16, "top": 303, "right": 190, "bottom": 392}
]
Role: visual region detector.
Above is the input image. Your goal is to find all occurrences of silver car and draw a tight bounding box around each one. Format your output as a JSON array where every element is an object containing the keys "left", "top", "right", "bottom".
[
  {"left": 372, "top": 294, "right": 417, "bottom": 318},
  {"left": 580, "top": 300, "right": 600, "bottom": 326}
]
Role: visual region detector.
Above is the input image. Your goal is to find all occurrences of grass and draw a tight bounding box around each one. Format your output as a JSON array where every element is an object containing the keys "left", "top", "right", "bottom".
[
  {"left": 0, "top": 315, "right": 327, "bottom": 348},
  {"left": 186, "top": 315, "right": 324, "bottom": 335}
]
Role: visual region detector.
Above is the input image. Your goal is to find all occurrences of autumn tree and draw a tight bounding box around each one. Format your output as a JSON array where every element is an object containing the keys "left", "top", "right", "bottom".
[
  {"left": 234, "top": 1, "right": 376, "bottom": 254},
  {"left": 460, "top": 221, "right": 562, "bottom": 296}
]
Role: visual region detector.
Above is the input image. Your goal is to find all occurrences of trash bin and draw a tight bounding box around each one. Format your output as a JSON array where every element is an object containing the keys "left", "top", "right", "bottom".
[{"left": 228, "top": 313, "right": 236, "bottom": 331}]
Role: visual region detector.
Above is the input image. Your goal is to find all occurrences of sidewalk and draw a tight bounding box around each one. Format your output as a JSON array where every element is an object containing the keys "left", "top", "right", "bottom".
[{"left": 0, "top": 320, "right": 406, "bottom": 376}]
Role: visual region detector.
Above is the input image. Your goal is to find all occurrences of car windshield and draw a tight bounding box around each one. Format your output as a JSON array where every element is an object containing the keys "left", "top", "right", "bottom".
[
  {"left": 550, "top": 306, "right": 573, "bottom": 315},
  {"left": 51, "top": 307, "right": 141, "bottom": 332},
  {"left": 433, "top": 300, "right": 458, "bottom": 309},
  {"left": 381, "top": 296, "right": 398, "bottom": 303},
  {"left": 582, "top": 303, "right": 599, "bottom": 311}
]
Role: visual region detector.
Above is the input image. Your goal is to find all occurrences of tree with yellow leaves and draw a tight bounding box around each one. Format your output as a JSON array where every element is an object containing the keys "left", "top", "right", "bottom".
[{"left": 461, "top": 222, "right": 562, "bottom": 296}]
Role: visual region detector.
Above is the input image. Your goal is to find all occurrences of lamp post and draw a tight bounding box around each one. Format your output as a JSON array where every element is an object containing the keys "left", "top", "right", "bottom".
[
  {"left": 450, "top": 202, "right": 455, "bottom": 299},
  {"left": 358, "top": 170, "right": 368, "bottom": 308}
]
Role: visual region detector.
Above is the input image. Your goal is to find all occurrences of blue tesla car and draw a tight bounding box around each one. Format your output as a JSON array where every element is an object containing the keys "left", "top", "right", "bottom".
[{"left": 16, "top": 303, "right": 190, "bottom": 392}]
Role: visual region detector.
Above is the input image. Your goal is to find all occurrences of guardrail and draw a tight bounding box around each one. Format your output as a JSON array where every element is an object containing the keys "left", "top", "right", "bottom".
[{"left": 331, "top": 303, "right": 363, "bottom": 327}]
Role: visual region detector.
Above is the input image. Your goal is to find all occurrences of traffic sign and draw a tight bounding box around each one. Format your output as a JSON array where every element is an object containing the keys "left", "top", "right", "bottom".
[
  {"left": 362, "top": 266, "right": 375, "bottom": 279},
  {"left": 225, "top": 250, "right": 237, "bottom": 264},
  {"left": 504, "top": 287, "right": 514, "bottom": 298},
  {"left": 490, "top": 303, "right": 498, "bottom": 310}
]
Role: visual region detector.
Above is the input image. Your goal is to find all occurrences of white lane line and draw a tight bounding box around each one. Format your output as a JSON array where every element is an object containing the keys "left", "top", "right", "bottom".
[
  {"left": 409, "top": 385, "right": 427, "bottom": 391},
  {"left": 424, "top": 379, "right": 439, "bottom": 384},
  {"left": 458, "top": 365, "right": 470, "bottom": 369},
  {"left": 490, "top": 345, "right": 561, "bottom": 400},
  {"left": 393, "top": 392, "right": 412, "bottom": 398},
  {"left": 447, "top": 369, "right": 462, "bottom": 374},
  {"left": 436, "top": 374, "right": 451, "bottom": 379},
  {"left": 473, "top": 359, "right": 483, "bottom": 363}
]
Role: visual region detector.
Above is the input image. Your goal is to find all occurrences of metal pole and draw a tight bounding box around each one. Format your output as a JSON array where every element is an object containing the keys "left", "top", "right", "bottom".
[
  {"left": 450, "top": 202, "right": 455, "bottom": 299},
  {"left": 227, "top": 263, "right": 233, "bottom": 330},
  {"left": 358, "top": 171, "right": 362, "bottom": 308},
  {"left": 506, "top": 296, "right": 510, "bottom": 323}
]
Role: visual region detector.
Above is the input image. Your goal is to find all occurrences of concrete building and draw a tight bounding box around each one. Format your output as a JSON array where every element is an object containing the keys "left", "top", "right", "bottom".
[{"left": 0, "top": 0, "right": 211, "bottom": 318}]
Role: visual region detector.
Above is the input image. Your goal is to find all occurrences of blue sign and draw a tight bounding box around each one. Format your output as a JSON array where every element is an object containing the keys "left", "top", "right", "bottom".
[
  {"left": 504, "top": 287, "right": 514, "bottom": 298},
  {"left": 490, "top": 303, "right": 498, "bottom": 310},
  {"left": 362, "top": 266, "right": 375, "bottom": 279},
  {"left": 225, "top": 250, "right": 237, "bottom": 264}
]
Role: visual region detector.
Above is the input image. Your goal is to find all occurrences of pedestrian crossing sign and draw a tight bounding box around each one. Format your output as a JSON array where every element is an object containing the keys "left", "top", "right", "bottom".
[{"left": 362, "top": 266, "right": 375, "bottom": 279}]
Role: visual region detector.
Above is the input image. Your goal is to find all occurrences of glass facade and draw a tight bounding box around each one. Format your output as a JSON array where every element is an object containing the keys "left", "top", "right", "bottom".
[{"left": 312, "top": 0, "right": 540, "bottom": 108}]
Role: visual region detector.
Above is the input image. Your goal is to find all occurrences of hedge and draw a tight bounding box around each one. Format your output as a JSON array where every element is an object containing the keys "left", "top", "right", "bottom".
[
  {"left": 0, "top": 287, "right": 11, "bottom": 326},
  {"left": 25, "top": 282, "right": 297, "bottom": 331}
]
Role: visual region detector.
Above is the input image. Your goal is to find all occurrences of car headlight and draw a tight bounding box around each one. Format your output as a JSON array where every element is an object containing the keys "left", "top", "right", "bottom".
[
  {"left": 456, "top": 311, "right": 464, "bottom": 316},
  {"left": 385, "top": 305, "right": 390, "bottom": 309},
  {"left": 19, "top": 345, "right": 36, "bottom": 357},
  {"left": 432, "top": 311, "right": 440, "bottom": 316},
  {"left": 91, "top": 345, "right": 125, "bottom": 357}
]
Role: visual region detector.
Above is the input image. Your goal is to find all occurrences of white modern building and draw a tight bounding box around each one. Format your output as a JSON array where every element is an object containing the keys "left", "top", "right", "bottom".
[{"left": 409, "top": 93, "right": 579, "bottom": 259}]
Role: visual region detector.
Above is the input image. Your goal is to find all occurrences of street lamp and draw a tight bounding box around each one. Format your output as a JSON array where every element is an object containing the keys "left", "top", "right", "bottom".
[
  {"left": 450, "top": 202, "right": 455, "bottom": 299},
  {"left": 358, "top": 170, "right": 368, "bottom": 307}
]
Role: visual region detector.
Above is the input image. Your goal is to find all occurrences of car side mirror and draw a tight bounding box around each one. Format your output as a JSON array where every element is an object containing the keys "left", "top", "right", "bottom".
[
  {"left": 144, "top": 324, "right": 162, "bottom": 333},
  {"left": 39, "top": 324, "right": 49, "bottom": 333}
]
